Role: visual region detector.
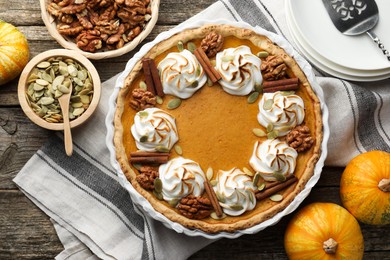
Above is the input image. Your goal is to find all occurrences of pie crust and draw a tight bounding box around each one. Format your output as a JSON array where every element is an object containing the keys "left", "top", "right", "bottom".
[{"left": 113, "top": 24, "right": 323, "bottom": 233}]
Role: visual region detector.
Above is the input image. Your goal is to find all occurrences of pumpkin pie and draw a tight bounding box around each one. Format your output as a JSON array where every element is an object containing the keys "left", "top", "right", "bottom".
[{"left": 113, "top": 24, "right": 323, "bottom": 233}]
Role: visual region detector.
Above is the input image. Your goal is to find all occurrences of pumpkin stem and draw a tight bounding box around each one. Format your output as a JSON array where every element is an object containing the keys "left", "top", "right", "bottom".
[
  {"left": 378, "top": 178, "right": 390, "bottom": 192},
  {"left": 323, "top": 238, "right": 338, "bottom": 254}
]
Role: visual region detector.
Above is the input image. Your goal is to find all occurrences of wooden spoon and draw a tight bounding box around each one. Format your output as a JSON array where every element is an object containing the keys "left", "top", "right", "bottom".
[{"left": 58, "top": 81, "right": 73, "bottom": 156}]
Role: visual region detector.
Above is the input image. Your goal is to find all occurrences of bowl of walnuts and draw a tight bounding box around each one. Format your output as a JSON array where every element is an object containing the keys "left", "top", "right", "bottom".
[{"left": 40, "top": 0, "right": 160, "bottom": 59}]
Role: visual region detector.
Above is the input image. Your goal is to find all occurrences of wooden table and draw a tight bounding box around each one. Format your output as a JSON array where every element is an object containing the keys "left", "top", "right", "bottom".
[{"left": 0, "top": 0, "right": 389, "bottom": 259}]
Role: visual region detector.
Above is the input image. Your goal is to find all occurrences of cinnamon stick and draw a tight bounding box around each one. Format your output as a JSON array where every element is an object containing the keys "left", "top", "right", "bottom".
[
  {"left": 262, "top": 77, "right": 299, "bottom": 88},
  {"left": 263, "top": 84, "right": 299, "bottom": 93},
  {"left": 203, "top": 180, "right": 223, "bottom": 217},
  {"left": 255, "top": 175, "right": 298, "bottom": 201},
  {"left": 142, "top": 58, "right": 156, "bottom": 94},
  {"left": 194, "top": 48, "right": 222, "bottom": 83},
  {"left": 148, "top": 59, "right": 164, "bottom": 97},
  {"left": 129, "top": 156, "right": 169, "bottom": 165},
  {"left": 130, "top": 151, "right": 170, "bottom": 157},
  {"left": 142, "top": 58, "right": 164, "bottom": 97}
]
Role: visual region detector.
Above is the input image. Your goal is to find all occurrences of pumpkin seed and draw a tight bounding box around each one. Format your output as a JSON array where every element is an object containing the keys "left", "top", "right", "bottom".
[
  {"left": 153, "top": 190, "right": 163, "bottom": 200},
  {"left": 247, "top": 91, "right": 259, "bottom": 104},
  {"left": 267, "top": 130, "right": 279, "bottom": 139},
  {"left": 270, "top": 194, "right": 283, "bottom": 202},
  {"left": 68, "top": 64, "right": 78, "bottom": 77},
  {"left": 210, "top": 212, "right": 226, "bottom": 220},
  {"left": 41, "top": 72, "right": 53, "bottom": 83},
  {"left": 230, "top": 204, "right": 244, "bottom": 211},
  {"left": 281, "top": 91, "right": 295, "bottom": 96},
  {"left": 73, "top": 77, "right": 84, "bottom": 86},
  {"left": 255, "top": 84, "right": 263, "bottom": 93},
  {"left": 140, "top": 135, "right": 148, "bottom": 143},
  {"left": 40, "top": 97, "right": 55, "bottom": 105},
  {"left": 37, "top": 61, "right": 51, "bottom": 69},
  {"left": 58, "top": 85, "right": 70, "bottom": 94},
  {"left": 247, "top": 190, "right": 255, "bottom": 204},
  {"left": 263, "top": 99, "right": 274, "bottom": 110},
  {"left": 243, "top": 167, "right": 254, "bottom": 177},
  {"left": 156, "top": 96, "right": 163, "bottom": 105},
  {"left": 256, "top": 51, "right": 269, "bottom": 58},
  {"left": 207, "top": 77, "right": 213, "bottom": 87},
  {"left": 80, "top": 95, "right": 90, "bottom": 104},
  {"left": 132, "top": 163, "right": 142, "bottom": 170},
  {"left": 210, "top": 180, "right": 218, "bottom": 186},
  {"left": 195, "top": 65, "right": 201, "bottom": 77},
  {"left": 215, "top": 191, "right": 225, "bottom": 203},
  {"left": 206, "top": 167, "right": 213, "bottom": 181},
  {"left": 139, "top": 111, "right": 149, "bottom": 118},
  {"left": 33, "top": 83, "right": 45, "bottom": 91},
  {"left": 54, "top": 90, "right": 63, "bottom": 98},
  {"left": 253, "top": 172, "right": 261, "bottom": 186},
  {"left": 169, "top": 199, "right": 179, "bottom": 207},
  {"left": 252, "top": 128, "right": 266, "bottom": 137},
  {"left": 36, "top": 79, "right": 49, "bottom": 86},
  {"left": 155, "top": 146, "right": 170, "bottom": 153},
  {"left": 72, "top": 102, "right": 83, "bottom": 108},
  {"left": 154, "top": 178, "right": 163, "bottom": 193},
  {"left": 167, "top": 98, "right": 181, "bottom": 110},
  {"left": 187, "top": 42, "right": 197, "bottom": 53},
  {"left": 273, "top": 171, "right": 286, "bottom": 182},
  {"left": 258, "top": 182, "right": 266, "bottom": 191},
  {"left": 139, "top": 80, "right": 147, "bottom": 90},
  {"left": 266, "top": 123, "right": 274, "bottom": 133},
  {"left": 72, "top": 107, "right": 85, "bottom": 116},
  {"left": 190, "top": 80, "right": 198, "bottom": 88},
  {"left": 174, "top": 144, "right": 183, "bottom": 155},
  {"left": 177, "top": 40, "right": 184, "bottom": 52},
  {"left": 221, "top": 55, "right": 234, "bottom": 62}
]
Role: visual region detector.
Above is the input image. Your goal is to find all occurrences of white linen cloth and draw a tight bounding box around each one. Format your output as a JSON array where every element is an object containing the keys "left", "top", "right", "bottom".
[{"left": 14, "top": 0, "right": 390, "bottom": 259}]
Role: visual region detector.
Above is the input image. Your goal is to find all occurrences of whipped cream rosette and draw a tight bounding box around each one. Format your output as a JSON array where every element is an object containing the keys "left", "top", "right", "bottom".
[
  {"left": 250, "top": 139, "right": 298, "bottom": 182},
  {"left": 158, "top": 157, "right": 206, "bottom": 201},
  {"left": 214, "top": 168, "right": 257, "bottom": 216},
  {"left": 131, "top": 107, "right": 179, "bottom": 151},
  {"left": 258, "top": 91, "right": 305, "bottom": 137},
  {"left": 215, "top": 45, "right": 262, "bottom": 96},
  {"left": 157, "top": 49, "right": 207, "bottom": 99}
]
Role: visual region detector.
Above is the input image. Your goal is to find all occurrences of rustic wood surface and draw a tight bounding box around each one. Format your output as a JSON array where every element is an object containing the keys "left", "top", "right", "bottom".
[{"left": 0, "top": 0, "right": 389, "bottom": 259}]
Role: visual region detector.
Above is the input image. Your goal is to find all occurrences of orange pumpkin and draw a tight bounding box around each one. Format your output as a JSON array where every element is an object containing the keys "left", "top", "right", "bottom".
[
  {"left": 284, "top": 202, "right": 364, "bottom": 260},
  {"left": 340, "top": 150, "right": 390, "bottom": 225},
  {"left": 0, "top": 20, "right": 29, "bottom": 85}
]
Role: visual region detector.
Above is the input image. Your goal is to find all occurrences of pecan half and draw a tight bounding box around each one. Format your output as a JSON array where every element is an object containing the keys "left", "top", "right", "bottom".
[
  {"left": 177, "top": 195, "right": 212, "bottom": 220},
  {"left": 287, "top": 125, "right": 314, "bottom": 152}
]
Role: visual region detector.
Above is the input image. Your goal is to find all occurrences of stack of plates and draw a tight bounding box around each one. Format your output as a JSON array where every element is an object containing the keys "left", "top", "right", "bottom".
[{"left": 286, "top": 0, "right": 390, "bottom": 81}]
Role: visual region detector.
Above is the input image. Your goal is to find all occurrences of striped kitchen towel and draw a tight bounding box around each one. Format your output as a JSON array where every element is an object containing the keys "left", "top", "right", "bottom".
[{"left": 14, "top": 0, "right": 390, "bottom": 259}]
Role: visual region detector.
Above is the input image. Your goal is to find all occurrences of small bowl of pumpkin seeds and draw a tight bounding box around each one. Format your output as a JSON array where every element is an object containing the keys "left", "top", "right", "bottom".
[{"left": 18, "top": 49, "right": 101, "bottom": 131}]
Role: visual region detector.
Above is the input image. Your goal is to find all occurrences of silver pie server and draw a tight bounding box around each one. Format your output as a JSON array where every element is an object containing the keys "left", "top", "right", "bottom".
[{"left": 322, "top": 0, "right": 390, "bottom": 61}]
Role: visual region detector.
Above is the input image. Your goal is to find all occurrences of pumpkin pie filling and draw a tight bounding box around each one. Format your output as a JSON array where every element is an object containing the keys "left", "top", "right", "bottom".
[{"left": 114, "top": 24, "right": 322, "bottom": 233}]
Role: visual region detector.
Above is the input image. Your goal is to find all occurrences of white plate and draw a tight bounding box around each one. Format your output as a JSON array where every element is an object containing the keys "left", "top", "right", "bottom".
[
  {"left": 286, "top": 0, "right": 390, "bottom": 81},
  {"left": 287, "top": 0, "right": 390, "bottom": 72},
  {"left": 105, "top": 19, "right": 329, "bottom": 239}
]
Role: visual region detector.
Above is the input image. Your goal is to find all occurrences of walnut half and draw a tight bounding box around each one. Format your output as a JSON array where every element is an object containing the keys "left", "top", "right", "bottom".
[
  {"left": 130, "top": 88, "right": 156, "bottom": 111},
  {"left": 200, "top": 32, "right": 224, "bottom": 58},
  {"left": 136, "top": 166, "right": 159, "bottom": 190},
  {"left": 287, "top": 125, "right": 314, "bottom": 152}
]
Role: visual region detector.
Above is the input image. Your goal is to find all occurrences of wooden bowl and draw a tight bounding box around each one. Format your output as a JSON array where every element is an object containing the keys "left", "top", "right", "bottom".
[
  {"left": 17, "top": 49, "right": 101, "bottom": 131},
  {"left": 39, "top": 0, "right": 160, "bottom": 60}
]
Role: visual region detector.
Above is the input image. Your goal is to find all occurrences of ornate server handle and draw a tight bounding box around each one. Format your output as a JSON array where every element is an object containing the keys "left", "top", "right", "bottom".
[{"left": 366, "top": 30, "right": 390, "bottom": 61}]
